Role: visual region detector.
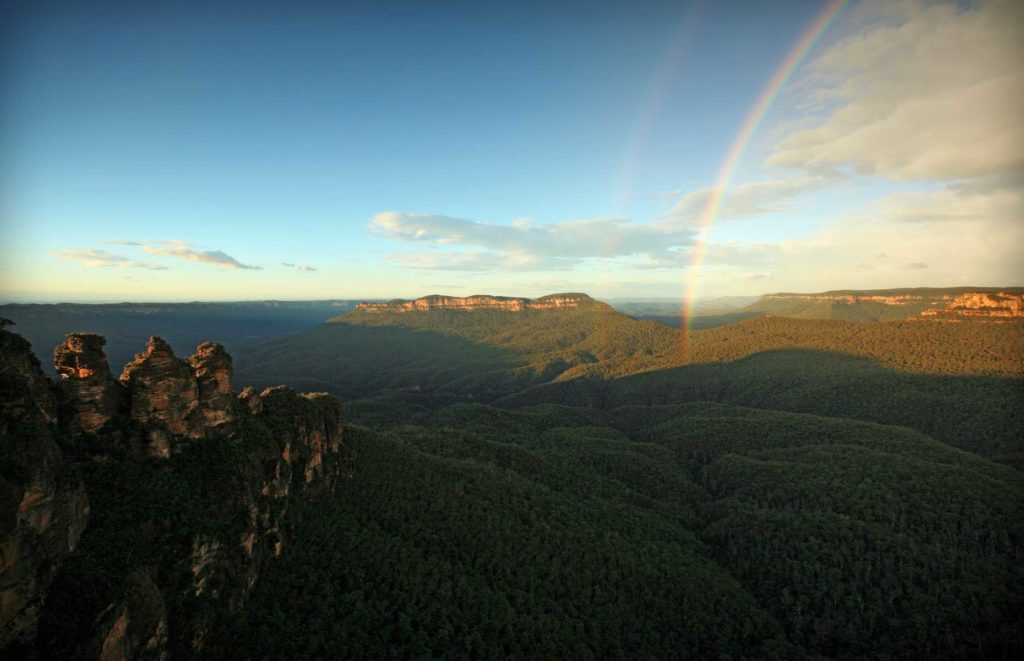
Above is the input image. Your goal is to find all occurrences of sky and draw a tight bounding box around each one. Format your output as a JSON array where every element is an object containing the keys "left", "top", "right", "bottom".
[{"left": 1, "top": 0, "right": 1021, "bottom": 303}]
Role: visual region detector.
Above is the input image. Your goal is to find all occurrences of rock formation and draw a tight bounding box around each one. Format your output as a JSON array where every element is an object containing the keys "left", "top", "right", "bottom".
[
  {"left": 1, "top": 326, "right": 89, "bottom": 648},
  {"left": 114, "top": 337, "right": 239, "bottom": 457},
  {"left": 54, "top": 333, "right": 126, "bottom": 433},
  {"left": 120, "top": 337, "right": 199, "bottom": 457},
  {"left": 188, "top": 342, "right": 235, "bottom": 433},
  {"left": 355, "top": 292, "right": 610, "bottom": 313},
  {"left": 0, "top": 326, "right": 347, "bottom": 658},
  {"left": 921, "top": 292, "right": 1024, "bottom": 319}
]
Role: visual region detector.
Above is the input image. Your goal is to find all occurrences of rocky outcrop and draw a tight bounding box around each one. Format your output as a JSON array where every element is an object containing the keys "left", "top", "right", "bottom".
[
  {"left": 120, "top": 338, "right": 199, "bottom": 457},
  {"left": 2, "top": 327, "right": 347, "bottom": 659},
  {"left": 258, "top": 388, "right": 344, "bottom": 487},
  {"left": 54, "top": 334, "right": 126, "bottom": 433},
  {"left": 921, "top": 292, "right": 1024, "bottom": 319},
  {"left": 115, "top": 337, "right": 238, "bottom": 457},
  {"left": 355, "top": 293, "right": 610, "bottom": 314},
  {"left": 188, "top": 343, "right": 235, "bottom": 434},
  {"left": 1, "top": 325, "right": 89, "bottom": 648}
]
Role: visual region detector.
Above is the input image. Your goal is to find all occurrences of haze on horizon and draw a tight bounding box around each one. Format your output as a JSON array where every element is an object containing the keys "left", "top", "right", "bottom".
[{"left": 1, "top": 0, "right": 1021, "bottom": 304}]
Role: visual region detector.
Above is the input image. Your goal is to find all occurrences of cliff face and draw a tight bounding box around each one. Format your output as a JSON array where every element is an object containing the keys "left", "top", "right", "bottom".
[
  {"left": 762, "top": 289, "right": 1024, "bottom": 320},
  {"left": 763, "top": 293, "right": 937, "bottom": 306},
  {"left": 53, "top": 334, "right": 127, "bottom": 433},
  {"left": 0, "top": 325, "right": 89, "bottom": 649},
  {"left": 921, "top": 292, "right": 1024, "bottom": 319},
  {"left": 1, "top": 327, "right": 347, "bottom": 659},
  {"left": 355, "top": 293, "right": 611, "bottom": 314}
]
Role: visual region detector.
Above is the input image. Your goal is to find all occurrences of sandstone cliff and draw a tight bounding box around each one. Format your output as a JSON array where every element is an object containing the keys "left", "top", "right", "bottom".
[
  {"left": 355, "top": 293, "right": 611, "bottom": 313},
  {"left": 763, "top": 293, "right": 939, "bottom": 306},
  {"left": 53, "top": 333, "right": 127, "bottom": 433},
  {"left": 761, "top": 288, "right": 1024, "bottom": 321},
  {"left": 1, "top": 327, "right": 347, "bottom": 659},
  {"left": 921, "top": 292, "right": 1024, "bottom": 319}
]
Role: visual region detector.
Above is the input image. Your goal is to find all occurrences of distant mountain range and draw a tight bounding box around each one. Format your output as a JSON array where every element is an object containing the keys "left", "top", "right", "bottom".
[
  {"left": 3, "top": 288, "right": 1021, "bottom": 374},
  {"left": 618, "top": 287, "right": 1024, "bottom": 327}
]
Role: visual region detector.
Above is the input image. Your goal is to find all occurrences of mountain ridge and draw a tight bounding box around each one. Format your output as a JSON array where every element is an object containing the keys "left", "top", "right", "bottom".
[{"left": 352, "top": 292, "right": 609, "bottom": 314}]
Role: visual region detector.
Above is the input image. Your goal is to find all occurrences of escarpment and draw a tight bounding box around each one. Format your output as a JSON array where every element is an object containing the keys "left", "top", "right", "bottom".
[
  {"left": 1, "top": 326, "right": 347, "bottom": 659},
  {"left": 762, "top": 288, "right": 1024, "bottom": 320},
  {"left": 921, "top": 291, "right": 1024, "bottom": 319},
  {"left": 355, "top": 292, "right": 612, "bottom": 314}
]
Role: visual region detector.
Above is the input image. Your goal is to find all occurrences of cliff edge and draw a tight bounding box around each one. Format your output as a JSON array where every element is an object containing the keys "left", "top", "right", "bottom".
[{"left": 354, "top": 293, "right": 611, "bottom": 314}]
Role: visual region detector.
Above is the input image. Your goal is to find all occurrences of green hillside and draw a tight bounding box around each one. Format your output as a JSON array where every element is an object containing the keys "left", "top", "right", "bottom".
[
  {"left": 169, "top": 298, "right": 1024, "bottom": 656},
  {"left": 237, "top": 305, "right": 1024, "bottom": 467},
  {"left": 236, "top": 301, "right": 681, "bottom": 400},
  {"left": 683, "top": 316, "right": 1024, "bottom": 376}
]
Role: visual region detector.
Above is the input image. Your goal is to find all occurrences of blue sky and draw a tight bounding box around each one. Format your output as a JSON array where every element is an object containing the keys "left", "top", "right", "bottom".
[{"left": 2, "top": 0, "right": 1021, "bottom": 302}]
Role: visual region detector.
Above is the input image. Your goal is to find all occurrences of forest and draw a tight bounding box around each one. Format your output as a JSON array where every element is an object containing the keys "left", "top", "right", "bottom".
[
  {"left": 3, "top": 298, "right": 1022, "bottom": 659},
  {"left": 206, "top": 304, "right": 1024, "bottom": 658},
  {"left": 204, "top": 402, "right": 1023, "bottom": 659}
]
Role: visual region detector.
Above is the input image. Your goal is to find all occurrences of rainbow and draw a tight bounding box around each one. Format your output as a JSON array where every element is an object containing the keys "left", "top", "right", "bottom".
[{"left": 679, "top": 0, "right": 847, "bottom": 358}]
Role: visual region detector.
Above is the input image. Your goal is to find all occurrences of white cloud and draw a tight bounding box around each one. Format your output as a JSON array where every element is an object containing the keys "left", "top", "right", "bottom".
[
  {"left": 142, "top": 240, "right": 261, "bottom": 270},
  {"left": 697, "top": 183, "right": 1024, "bottom": 288},
  {"left": 370, "top": 212, "right": 696, "bottom": 271},
  {"left": 666, "top": 175, "right": 828, "bottom": 225},
  {"left": 281, "top": 262, "right": 317, "bottom": 272},
  {"left": 55, "top": 248, "right": 167, "bottom": 270},
  {"left": 768, "top": 1, "right": 1024, "bottom": 180}
]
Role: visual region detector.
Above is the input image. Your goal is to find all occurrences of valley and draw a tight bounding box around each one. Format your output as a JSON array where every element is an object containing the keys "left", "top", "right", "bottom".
[{"left": 3, "top": 288, "right": 1021, "bottom": 658}]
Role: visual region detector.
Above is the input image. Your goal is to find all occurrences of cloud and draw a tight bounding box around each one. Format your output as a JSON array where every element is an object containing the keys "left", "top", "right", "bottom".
[
  {"left": 871, "top": 183, "right": 1022, "bottom": 224},
  {"left": 768, "top": 1, "right": 1024, "bottom": 180},
  {"left": 103, "top": 240, "right": 143, "bottom": 246},
  {"left": 695, "top": 183, "right": 1023, "bottom": 288},
  {"left": 370, "top": 211, "right": 695, "bottom": 270},
  {"left": 666, "top": 175, "right": 828, "bottom": 225},
  {"left": 142, "top": 241, "right": 260, "bottom": 270},
  {"left": 55, "top": 248, "right": 167, "bottom": 270},
  {"left": 281, "top": 261, "right": 317, "bottom": 272}
]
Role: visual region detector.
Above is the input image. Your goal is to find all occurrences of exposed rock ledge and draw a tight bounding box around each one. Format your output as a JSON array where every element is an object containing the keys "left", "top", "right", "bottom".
[
  {"left": 764, "top": 290, "right": 1024, "bottom": 320},
  {"left": 921, "top": 292, "right": 1024, "bottom": 319},
  {"left": 355, "top": 293, "right": 611, "bottom": 313}
]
